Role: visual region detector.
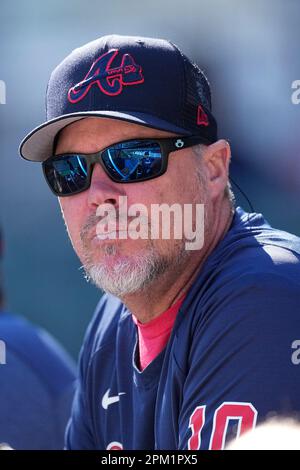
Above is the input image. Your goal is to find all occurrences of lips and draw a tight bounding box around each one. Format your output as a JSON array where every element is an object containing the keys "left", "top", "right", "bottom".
[{"left": 94, "top": 230, "right": 130, "bottom": 240}]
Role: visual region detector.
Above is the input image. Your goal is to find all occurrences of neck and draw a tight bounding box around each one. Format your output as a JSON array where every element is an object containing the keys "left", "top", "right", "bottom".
[{"left": 121, "top": 201, "right": 234, "bottom": 323}]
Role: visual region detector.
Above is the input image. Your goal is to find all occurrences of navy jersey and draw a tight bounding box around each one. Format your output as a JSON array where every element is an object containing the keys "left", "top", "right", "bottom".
[{"left": 66, "top": 206, "right": 300, "bottom": 450}]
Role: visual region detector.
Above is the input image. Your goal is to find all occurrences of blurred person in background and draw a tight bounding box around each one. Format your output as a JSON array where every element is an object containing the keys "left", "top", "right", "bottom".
[{"left": 0, "top": 227, "right": 76, "bottom": 449}]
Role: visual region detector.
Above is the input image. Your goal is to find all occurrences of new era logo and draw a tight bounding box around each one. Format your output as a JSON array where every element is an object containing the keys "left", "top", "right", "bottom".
[{"left": 197, "top": 105, "right": 209, "bottom": 126}]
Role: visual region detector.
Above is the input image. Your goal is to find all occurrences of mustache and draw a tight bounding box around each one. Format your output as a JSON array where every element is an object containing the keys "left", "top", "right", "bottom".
[{"left": 81, "top": 213, "right": 101, "bottom": 240}]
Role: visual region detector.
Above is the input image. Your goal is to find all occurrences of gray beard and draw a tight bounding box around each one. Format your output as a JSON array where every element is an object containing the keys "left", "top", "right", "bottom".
[{"left": 81, "top": 242, "right": 188, "bottom": 297}]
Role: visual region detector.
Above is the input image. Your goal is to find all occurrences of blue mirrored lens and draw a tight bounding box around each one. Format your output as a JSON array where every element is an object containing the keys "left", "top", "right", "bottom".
[
  {"left": 44, "top": 155, "right": 88, "bottom": 194},
  {"left": 102, "top": 141, "right": 162, "bottom": 181}
]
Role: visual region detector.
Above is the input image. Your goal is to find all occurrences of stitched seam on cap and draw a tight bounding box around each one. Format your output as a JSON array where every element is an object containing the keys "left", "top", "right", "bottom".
[{"left": 166, "top": 41, "right": 185, "bottom": 127}]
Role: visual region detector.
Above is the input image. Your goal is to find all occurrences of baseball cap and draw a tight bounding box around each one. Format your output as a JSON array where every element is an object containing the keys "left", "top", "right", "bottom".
[{"left": 19, "top": 34, "right": 218, "bottom": 162}]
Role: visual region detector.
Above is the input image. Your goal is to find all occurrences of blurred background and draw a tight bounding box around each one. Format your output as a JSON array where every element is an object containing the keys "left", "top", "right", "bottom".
[{"left": 0, "top": 0, "right": 299, "bottom": 359}]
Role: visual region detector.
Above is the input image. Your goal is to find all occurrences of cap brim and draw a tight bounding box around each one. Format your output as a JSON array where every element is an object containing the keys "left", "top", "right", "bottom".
[{"left": 19, "top": 111, "right": 191, "bottom": 162}]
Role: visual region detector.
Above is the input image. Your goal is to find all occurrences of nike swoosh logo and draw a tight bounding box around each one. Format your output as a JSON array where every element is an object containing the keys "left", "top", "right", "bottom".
[{"left": 102, "top": 388, "right": 126, "bottom": 410}]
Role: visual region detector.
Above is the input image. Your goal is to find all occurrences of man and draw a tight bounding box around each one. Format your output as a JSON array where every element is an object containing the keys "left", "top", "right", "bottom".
[
  {"left": 19, "top": 35, "right": 300, "bottom": 450},
  {"left": 0, "top": 228, "right": 76, "bottom": 449}
]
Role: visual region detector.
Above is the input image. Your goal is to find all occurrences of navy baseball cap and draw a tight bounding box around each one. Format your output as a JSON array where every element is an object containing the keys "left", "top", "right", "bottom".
[{"left": 19, "top": 34, "right": 218, "bottom": 162}]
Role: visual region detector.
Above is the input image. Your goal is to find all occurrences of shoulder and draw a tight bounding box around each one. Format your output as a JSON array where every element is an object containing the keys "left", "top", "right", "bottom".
[
  {"left": 186, "top": 258, "right": 300, "bottom": 361},
  {"left": 185, "top": 216, "right": 300, "bottom": 334},
  {"left": 216, "top": 241, "right": 300, "bottom": 303},
  {"left": 219, "top": 243, "right": 300, "bottom": 290},
  {"left": 201, "top": 257, "right": 300, "bottom": 327},
  {"left": 0, "top": 312, "right": 76, "bottom": 395},
  {"left": 202, "top": 208, "right": 300, "bottom": 301}
]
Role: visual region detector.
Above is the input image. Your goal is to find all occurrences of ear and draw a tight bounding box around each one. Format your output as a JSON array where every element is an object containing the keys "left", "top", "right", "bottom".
[{"left": 202, "top": 139, "right": 231, "bottom": 200}]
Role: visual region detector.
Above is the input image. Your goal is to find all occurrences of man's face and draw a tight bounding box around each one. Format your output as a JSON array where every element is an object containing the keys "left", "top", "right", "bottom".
[{"left": 56, "top": 117, "right": 210, "bottom": 297}]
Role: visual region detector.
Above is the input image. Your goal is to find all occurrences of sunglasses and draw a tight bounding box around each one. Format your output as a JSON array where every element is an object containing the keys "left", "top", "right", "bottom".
[{"left": 42, "top": 135, "right": 209, "bottom": 197}]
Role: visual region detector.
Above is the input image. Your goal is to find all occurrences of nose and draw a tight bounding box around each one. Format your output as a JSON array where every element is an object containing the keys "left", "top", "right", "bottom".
[{"left": 87, "top": 162, "right": 126, "bottom": 209}]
